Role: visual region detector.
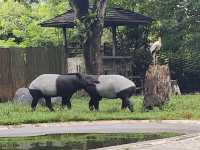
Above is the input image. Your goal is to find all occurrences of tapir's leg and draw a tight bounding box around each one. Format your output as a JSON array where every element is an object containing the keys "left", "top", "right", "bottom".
[
  {"left": 89, "top": 97, "right": 101, "bottom": 111},
  {"left": 62, "top": 95, "right": 72, "bottom": 109},
  {"left": 89, "top": 99, "right": 94, "bottom": 111},
  {"left": 121, "top": 97, "right": 133, "bottom": 112},
  {"left": 93, "top": 100, "right": 100, "bottom": 111},
  {"left": 117, "top": 87, "right": 135, "bottom": 112},
  {"left": 121, "top": 99, "right": 127, "bottom": 110},
  {"left": 45, "top": 96, "right": 54, "bottom": 112},
  {"left": 86, "top": 85, "right": 101, "bottom": 111},
  {"left": 121, "top": 96, "right": 133, "bottom": 110},
  {"left": 128, "top": 98, "right": 134, "bottom": 112},
  {"left": 31, "top": 97, "right": 39, "bottom": 112},
  {"left": 29, "top": 89, "right": 42, "bottom": 112}
]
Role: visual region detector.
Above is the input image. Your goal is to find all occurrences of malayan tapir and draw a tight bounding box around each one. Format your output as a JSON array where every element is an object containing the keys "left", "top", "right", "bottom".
[
  {"left": 28, "top": 73, "right": 98, "bottom": 111},
  {"left": 85, "top": 75, "right": 136, "bottom": 112}
]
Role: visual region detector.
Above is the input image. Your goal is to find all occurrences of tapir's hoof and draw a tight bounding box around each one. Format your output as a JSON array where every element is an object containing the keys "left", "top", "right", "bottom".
[
  {"left": 31, "top": 108, "right": 36, "bottom": 112},
  {"left": 129, "top": 109, "right": 134, "bottom": 112},
  {"left": 143, "top": 106, "right": 153, "bottom": 112},
  {"left": 89, "top": 106, "right": 94, "bottom": 111},
  {"left": 62, "top": 106, "right": 71, "bottom": 111},
  {"left": 49, "top": 108, "right": 55, "bottom": 112},
  {"left": 67, "top": 106, "right": 71, "bottom": 110}
]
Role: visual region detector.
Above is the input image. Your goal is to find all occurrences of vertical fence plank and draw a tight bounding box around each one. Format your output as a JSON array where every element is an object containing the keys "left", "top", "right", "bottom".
[
  {"left": 10, "top": 48, "right": 26, "bottom": 98},
  {"left": 0, "top": 48, "right": 12, "bottom": 101}
]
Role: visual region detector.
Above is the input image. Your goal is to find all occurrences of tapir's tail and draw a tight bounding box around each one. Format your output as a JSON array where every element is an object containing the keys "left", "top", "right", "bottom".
[
  {"left": 133, "top": 86, "right": 137, "bottom": 95},
  {"left": 130, "top": 86, "right": 136, "bottom": 96}
]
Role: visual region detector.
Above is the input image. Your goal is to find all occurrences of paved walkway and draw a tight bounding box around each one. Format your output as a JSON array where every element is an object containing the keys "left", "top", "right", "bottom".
[{"left": 1, "top": 120, "right": 200, "bottom": 137}]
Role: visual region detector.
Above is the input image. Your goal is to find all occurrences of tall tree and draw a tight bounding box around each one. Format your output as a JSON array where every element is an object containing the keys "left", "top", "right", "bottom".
[{"left": 70, "top": 0, "right": 108, "bottom": 74}]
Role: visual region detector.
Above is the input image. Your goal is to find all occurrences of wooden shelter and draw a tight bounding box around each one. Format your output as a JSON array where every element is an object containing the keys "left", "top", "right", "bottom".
[{"left": 40, "top": 7, "right": 153, "bottom": 79}]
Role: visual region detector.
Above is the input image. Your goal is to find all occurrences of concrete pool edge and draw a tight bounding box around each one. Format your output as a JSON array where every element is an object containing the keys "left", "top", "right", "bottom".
[{"left": 93, "top": 133, "right": 200, "bottom": 150}]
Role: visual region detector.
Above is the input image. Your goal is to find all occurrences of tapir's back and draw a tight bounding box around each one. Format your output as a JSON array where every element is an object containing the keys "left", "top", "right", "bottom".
[
  {"left": 96, "top": 75, "right": 136, "bottom": 98},
  {"left": 29, "top": 74, "right": 59, "bottom": 96}
]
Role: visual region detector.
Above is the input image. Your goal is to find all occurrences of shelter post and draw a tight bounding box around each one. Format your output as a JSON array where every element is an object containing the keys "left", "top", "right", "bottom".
[
  {"left": 111, "top": 26, "right": 117, "bottom": 73},
  {"left": 111, "top": 26, "right": 117, "bottom": 56},
  {"left": 62, "top": 27, "right": 68, "bottom": 73}
]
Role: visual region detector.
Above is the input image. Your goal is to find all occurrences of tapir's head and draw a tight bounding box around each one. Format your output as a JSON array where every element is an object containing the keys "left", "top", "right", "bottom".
[{"left": 76, "top": 73, "right": 99, "bottom": 88}]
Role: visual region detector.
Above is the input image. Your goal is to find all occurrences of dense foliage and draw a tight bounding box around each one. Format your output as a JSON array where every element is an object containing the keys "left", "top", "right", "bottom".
[
  {"left": 1, "top": 0, "right": 198, "bottom": 50},
  {"left": 0, "top": 0, "right": 199, "bottom": 92},
  {"left": 0, "top": 0, "right": 69, "bottom": 47}
]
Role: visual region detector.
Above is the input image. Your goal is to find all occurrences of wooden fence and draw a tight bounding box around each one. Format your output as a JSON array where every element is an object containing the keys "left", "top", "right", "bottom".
[{"left": 0, "top": 47, "right": 64, "bottom": 101}]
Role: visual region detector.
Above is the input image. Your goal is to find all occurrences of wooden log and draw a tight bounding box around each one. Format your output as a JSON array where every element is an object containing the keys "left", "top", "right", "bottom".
[{"left": 144, "top": 64, "right": 171, "bottom": 110}]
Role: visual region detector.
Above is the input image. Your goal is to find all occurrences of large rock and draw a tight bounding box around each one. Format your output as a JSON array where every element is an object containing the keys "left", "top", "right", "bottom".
[
  {"left": 14, "top": 88, "right": 33, "bottom": 104},
  {"left": 13, "top": 88, "right": 62, "bottom": 105}
]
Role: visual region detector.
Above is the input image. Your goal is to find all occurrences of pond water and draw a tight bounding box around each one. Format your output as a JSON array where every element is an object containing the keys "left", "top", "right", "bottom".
[{"left": 0, "top": 133, "right": 180, "bottom": 150}]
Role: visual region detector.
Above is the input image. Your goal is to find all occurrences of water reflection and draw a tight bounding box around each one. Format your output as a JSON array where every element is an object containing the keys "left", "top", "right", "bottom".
[{"left": 0, "top": 133, "right": 180, "bottom": 150}]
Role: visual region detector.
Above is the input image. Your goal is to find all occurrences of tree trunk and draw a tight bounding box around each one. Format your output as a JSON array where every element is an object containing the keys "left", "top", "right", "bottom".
[
  {"left": 144, "top": 64, "right": 171, "bottom": 110},
  {"left": 84, "top": 27, "right": 103, "bottom": 75},
  {"left": 84, "top": 0, "right": 107, "bottom": 75},
  {"left": 70, "top": 0, "right": 107, "bottom": 75}
]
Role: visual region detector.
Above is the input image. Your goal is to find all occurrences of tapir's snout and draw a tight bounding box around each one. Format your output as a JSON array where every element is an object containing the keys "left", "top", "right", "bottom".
[
  {"left": 94, "top": 80, "right": 100, "bottom": 84},
  {"left": 88, "top": 80, "right": 100, "bottom": 86},
  {"left": 86, "top": 75, "right": 100, "bottom": 86}
]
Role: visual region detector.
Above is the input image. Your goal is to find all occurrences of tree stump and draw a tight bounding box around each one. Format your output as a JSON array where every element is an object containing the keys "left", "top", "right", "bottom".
[{"left": 144, "top": 64, "right": 171, "bottom": 110}]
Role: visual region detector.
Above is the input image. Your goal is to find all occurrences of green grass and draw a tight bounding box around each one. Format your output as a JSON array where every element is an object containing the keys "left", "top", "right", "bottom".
[{"left": 0, "top": 95, "right": 199, "bottom": 125}]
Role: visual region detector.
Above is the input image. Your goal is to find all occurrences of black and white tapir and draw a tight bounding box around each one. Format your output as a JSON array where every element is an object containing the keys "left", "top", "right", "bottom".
[
  {"left": 85, "top": 75, "right": 136, "bottom": 112},
  {"left": 28, "top": 73, "right": 98, "bottom": 111}
]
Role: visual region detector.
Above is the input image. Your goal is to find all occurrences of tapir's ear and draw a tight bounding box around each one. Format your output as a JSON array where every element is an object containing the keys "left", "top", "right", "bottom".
[
  {"left": 89, "top": 76, "right": 100, "bottom": 84},
  {"left": 93, "top": 80, "right": 100, "bottom": 84},
  {"left": 75, "top": 73, "right": 83, "bottom": 79}
]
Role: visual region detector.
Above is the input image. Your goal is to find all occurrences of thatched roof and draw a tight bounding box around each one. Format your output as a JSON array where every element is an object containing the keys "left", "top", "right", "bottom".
[{"left": 40, "top": 7, "right": 153, "bottom": 28}]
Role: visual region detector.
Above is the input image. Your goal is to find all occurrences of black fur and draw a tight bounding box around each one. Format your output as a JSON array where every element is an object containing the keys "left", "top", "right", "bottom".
[
  {"left": 85, "top": 85, "right": 101, "bottom": 111},
  {"left": 117, "top": 87, "right": 136, "bottom": 99},
  {"left": 116, "top": 87, "right": 136, "bottom": 112}
]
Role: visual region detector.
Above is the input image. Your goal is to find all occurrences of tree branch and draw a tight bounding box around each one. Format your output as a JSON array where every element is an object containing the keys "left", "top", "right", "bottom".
[{"left": 69, "top": 0, "right": 89, "bottom": 18}]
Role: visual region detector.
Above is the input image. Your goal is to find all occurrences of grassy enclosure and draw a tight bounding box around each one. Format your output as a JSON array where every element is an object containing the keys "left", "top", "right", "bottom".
[{"left": 0, "top": 95, "right": 199, "bottom": 125}]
